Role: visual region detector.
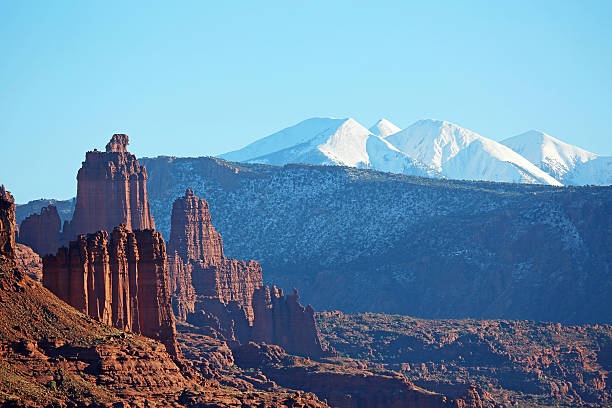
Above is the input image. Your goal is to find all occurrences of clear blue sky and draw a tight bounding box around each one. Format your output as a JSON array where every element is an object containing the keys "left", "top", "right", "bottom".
[{"left": 1, "top": 1, "right": 611, "bottom": 202}]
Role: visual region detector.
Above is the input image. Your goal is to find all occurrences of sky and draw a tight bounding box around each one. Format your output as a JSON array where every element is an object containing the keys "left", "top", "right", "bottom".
[{"left": 1, "top": 1, "right": 611, "bottom": 202}]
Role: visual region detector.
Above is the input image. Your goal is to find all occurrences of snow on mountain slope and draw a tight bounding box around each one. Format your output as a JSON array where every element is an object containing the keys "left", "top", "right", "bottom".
[
  {"left": 219, "top": 117, "right": 432, "bottom": 174},
  {"left": 386, "top": 119, "right": 563, "bottom": 186},
  {"left": 369, "top": 118, "right": 401, "bottom": 138},
  {"left": 566, "top": 156, "right": 612, "bottom": 186},
  {"left": 366, "top": 135, "right": 439, "bottom": 177},
  {"left": 501, "top": 130, "right": 598, "bottom": 182},
  {"left": 220, "top": 117, "right": 372, "bottom": 167}
]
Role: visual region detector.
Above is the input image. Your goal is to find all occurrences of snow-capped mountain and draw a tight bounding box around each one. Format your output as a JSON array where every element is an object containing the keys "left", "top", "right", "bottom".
[
  {"left": 565, "top": 156, "right": 612, "bottom": 186},
  {"left": 369, "top": 118, "right": 401, "bottom": 138},
  {"left": 220, "top": 117, "right": 370, "bottom": 167},
  {"left": 501, "top": 130, "right": 598, "bottom": 182},
  {"left": 220, "top": 117, "right": 434, "bottom": 176},
  {"left": 385, "top": 120, "right": 562, "bottom": 185},
  {"left": 220, "top": 116, "right": 612, "bottom": 186}
]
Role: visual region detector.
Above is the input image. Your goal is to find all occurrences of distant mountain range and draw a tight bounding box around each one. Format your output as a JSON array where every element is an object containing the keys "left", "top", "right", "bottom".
[{"left": 220, "top": 117, "right": 611, "bottom": 186}]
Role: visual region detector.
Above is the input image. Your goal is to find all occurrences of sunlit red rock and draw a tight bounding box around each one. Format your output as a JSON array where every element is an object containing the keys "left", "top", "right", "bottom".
[
  {"left": 43, "top": 224, "right": 180, "bottom": 358},
  {"left": 62, "top": 134, "right": 155, "bottom": 242}
]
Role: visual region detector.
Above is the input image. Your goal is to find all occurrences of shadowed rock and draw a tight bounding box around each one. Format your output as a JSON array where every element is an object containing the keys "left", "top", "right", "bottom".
[{"left": 18, "top": 205, "right": 61, "bottom": 256}]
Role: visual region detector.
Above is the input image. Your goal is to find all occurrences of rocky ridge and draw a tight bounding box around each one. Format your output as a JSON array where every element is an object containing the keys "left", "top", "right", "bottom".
[{"left": 137, "top": 156, "right": 612, "bottom": 324}]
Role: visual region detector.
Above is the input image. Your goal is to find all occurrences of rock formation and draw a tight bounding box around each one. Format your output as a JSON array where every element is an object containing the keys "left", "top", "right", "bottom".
[
  {"left": 0, "top": 185, "right": 16, "bottom": 260},
  {"left": 252, "top": 286, "right": 325, "bottom": 357},
  {"left": 18, "top": 205, "right": 61, "bottom": 256},
  {"left": 43, "top": 224, "right": 179, "bottom": 358},
  {"left": 167, "top": 189, "right": 263, "bottom": 329},
  {"left": 167, "top": 189, "right": 326, "bottom": 357},
  {"left": 14, "top": 243, "right": 43, "bottom": 281},
  {"left": 61, "top": 134, "right": 155, "bottom": 243}
]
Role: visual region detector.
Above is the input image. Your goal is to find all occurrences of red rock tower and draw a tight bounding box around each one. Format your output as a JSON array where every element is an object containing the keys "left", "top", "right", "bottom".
[
  {"left": 167, "top": 189, "right": 263, "bottom": 325},
  {"left": 0, "top": 185, "right": 16, "bottom": 260},
  {"left": 43, "top": 225, "right": 180, "bottom": 358},
  {"left": 62, "top": 134, "right": 155, "bottom": 242}
]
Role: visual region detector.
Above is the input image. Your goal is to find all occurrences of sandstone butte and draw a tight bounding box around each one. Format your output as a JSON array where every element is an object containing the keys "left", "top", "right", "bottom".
[
  {"left": 61, "top": 133, "right": 155, "bottom": 243},
  {"left": 43, "top": 224, "right": 180, "bottom": 358},
  {"left": 18, "top": 204, "right": 61, "bottom": 256},
  {"left": 168, "top": 189, "right": 328, "bottom": 357}
]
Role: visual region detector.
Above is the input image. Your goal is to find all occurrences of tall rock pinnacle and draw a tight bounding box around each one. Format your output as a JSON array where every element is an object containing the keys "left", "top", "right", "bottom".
[
  {"left": 0, "top": 185, "right": 16, "bottom": 260},
  {"left": 62, "top": 134, "right": 155, "bottom": 242}
]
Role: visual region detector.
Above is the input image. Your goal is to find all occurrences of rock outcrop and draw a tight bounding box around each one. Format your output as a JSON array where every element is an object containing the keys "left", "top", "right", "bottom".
[
  {"left": 18, "top": 205, "right": 61, "bottom": 256},
  {"left": 0, "top": 185, "right": 16, "bottom": 260},
  {"left": 43, "top": 224, "right": 180, "bottom": 358},
  {"left": 62, "top": 134, "right": 155, "bottom": 243},
  {"left": 252, "top": 286, "right": 326, "bottom": 357},
  {"left": 167, "top": 190, "right": 263, "bottom": 329},
  {"left": 14, "top": 243, "right": 42, "bottom": 281},
  {"left": 168, "top": 189, "right": 326, "bottom": 357}
]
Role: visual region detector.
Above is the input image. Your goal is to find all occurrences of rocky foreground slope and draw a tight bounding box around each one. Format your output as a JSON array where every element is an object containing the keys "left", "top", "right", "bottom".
[{"left": 137, "top": 156, "right": 612, "bottom": 324}]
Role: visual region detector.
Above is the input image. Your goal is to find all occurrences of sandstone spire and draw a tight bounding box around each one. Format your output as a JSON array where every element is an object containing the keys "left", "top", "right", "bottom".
[
  {"left": 0, "top": 185, "right": 16, "bottom": 260},
  {"left": 62, "top": 134, "right": 155, "bottom": 242},
  {"left": 167, "top": 189, "right": 326, "bottom": 357}
]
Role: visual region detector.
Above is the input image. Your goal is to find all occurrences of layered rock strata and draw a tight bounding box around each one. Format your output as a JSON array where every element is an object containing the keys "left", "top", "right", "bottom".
[
  {"left": 0, "top": 185, "right": 16, "bottom": 260},
  {"left": 62, "top": 134, "right": 155, "bottom": 243},
  {"left": 18, "top": 205, "right": 61, "bottom": 256},
  {"left": 43, "top": 224, "right": 179, "bottom": 357},
  {"left": 167, "top": 190, "right": 263, "bottom": 328},
  {"left": 168, "top": 189, "right": 326, "bottom": 357}
]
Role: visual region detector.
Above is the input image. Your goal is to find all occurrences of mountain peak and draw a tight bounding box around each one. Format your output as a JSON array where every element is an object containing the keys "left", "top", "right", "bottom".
[
  {"left": 501, "top": 131, "right": 598, "bottom": 181},
  {"left": 369, "top": 118, "right": 401, "bottom": 138}
]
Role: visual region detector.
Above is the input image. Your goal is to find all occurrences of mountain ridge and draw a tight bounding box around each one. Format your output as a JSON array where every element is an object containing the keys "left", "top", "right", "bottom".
[{"left": 219, "top": 116, "right": 611, "bottom": 186}]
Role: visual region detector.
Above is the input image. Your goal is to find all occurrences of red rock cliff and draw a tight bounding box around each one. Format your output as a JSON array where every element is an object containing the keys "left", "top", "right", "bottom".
[
  {"left": 18, "top": 205, "right": 61, "bottom": 256},
  {"left": 43, "top": 225, "right": 179, "bottom": 358},
  {"left": 252, "top": 286, "right": 325, "bottom": 357},
  {"left": 0, "top": 185, "right": 16, "bottom": 260},
  {"left": 167, "top": 189, "right": 263, "bottom": 324},
  {"left": 62, "top": 134, "right": 155, "bottom": 243},
  {"left": 168, "top": 189, "right": 326, "bottom": 357}
]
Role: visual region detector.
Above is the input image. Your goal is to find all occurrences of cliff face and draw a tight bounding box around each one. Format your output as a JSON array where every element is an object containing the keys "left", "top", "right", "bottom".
[
  {"left": 168, "top": 189, "right": 263, "bottom": 325},
  {"left": 0, "top": 185, "right": 16, "bottom": 260},
  {"left": 62, "top": 134, "right": 155, "bottom": 243},
  {"left": 43, "top": 224, "right": 179, "bottom": 358},
  {"left": 167, "top": 190, "right": 326, "bottom": 357},
  {"left": 252, "top": 286, "right": 325, "bottom": 358},
  {"left": 18, "top": 205, "right": 61, "bottom": 256}
]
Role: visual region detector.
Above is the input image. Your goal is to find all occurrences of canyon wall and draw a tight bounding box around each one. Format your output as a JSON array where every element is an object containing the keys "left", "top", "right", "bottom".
[
  {"left": 0, "top": 185, "right": 16, "bottom": 260},
  {"left": 18, "top": 205, "right": 61, "bottom": 256},
  {"left": 62, "top": 134, "right": 155, "bottom": 243},
  {"left": 43, "top": 224, "right": 179, "bottom": 357}
]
